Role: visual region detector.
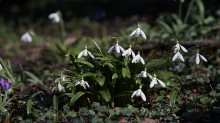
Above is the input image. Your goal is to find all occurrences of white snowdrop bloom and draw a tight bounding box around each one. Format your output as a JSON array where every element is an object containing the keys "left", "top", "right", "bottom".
[
  {"left": 150, "top": 74, "right": 166, "bottom": 88},
  {"left": 75, "top": 78, "right": 89, "bottom": 89},
  {"left": 52, "top": 83, "right": 65, "bottom": 92},
  {"left": 130, "top": 23, "right": 146, "bottom": 39},
  {"left": 54, "top": 74, "right": 67, "bottom": 83},
  {"left": 132, "top": 52, "right": 145, "bottom": 64},
  {"left": 122, "top": 44, "right": 135, "bottom": 58},
  {"left": 172, "top": 40, "right": 187, "bottom": 53},
  {"left": 172, "top": 51, "right": 184, "bottom": 62},
  {"left": 137, "top": 68, "right": 152, "bottom": 78},
  {"left": 77, "top": 46, "right": 94, "bottom": 59},
  {"left": 48, "top": 12, "right": 60, "bottom": 23},
  {"left": 108, "top": 40, "right": 124, "bottom": 53},
  {"left": 0, "top": 64, "right": 2, "bottom": 71},
  {"left": 21, "top": 32, "right": 32, "bottom": 42},
  {"left": 131, "top": 88, "right": 146, "bottom": 101},
  {"left": 189, "top": 50, "right": 207, "bottom": 65}
]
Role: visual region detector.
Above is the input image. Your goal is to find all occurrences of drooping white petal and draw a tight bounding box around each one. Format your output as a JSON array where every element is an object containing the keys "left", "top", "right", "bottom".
[
  {"left": 48, "top": 13, "right": 60, "bottom": 23},
  {"left": 140, "top": 56, "right": 145, "bottom": 64},
  {"left": 85, "top": 81, "right": 90, "bottom": 88},
  {"left": 131, "top": 51, "right": 135, "bottom": 58},
  {"left": 178, "top": 52, "right": 184, "bottom": 62},
  {"left": 189, "top": 55, "right": 196, "bottom": 62},
  {"left": 172, "top": 52, "right": 179, "bottom": 61},
  {"left": 132, "top": 56, "right": 138, "bottom": 63},
  {"left": 122, "top": 50, "right": 128, "bottom": 57},
  {"left": 196, "top": 54, "right": 200, "bottom": 65},
  {"left": 135, "top": 28, "right": 141, "bottom": 37},
  {"left": 115, "top": 44, "right": 120, "bottom": 53},
  {"left": 131, "top": 90, "right": 138, "bottom": 98},
  {"left": 77, "top": 50, "right": 85, "bottom": 58},
  {"left": 119, "top": 46, "right": 125, "bottom": 52},
  {"left": 157, "top": 79, "right": 166, "bottom": 87},
  {"left": 179, "top": 45, "right": 188, "bottom": 52},
  {"left": 199, "top": 54, "right": 207, "bottom": 62},
  {"left": 21, "top": 32, "right": 32, "bottom": 42},
  {"left": 140, "top": 29, "right": 147, "bottom": 39},
  {"left": 147, "top": 73, "right": 152, "bottom": 79},
  {"left": 140, "top": 90, "right": 146, "bottom": 101},
  {"left": 108, "top": 46, "right": 115, "bottom": 53},
  {"left": 87, "top": 51, "right": 94, "bottom": 58},
  {"left": 150, "top": 78, "right": 157, "bottom": 88},
  {"left": 130, "top": 29, "right": 137, "bottom": 37}
]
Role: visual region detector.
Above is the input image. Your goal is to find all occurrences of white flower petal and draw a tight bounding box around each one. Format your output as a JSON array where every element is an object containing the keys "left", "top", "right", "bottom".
[
  {"left": 150, "top": 78, "right": 157, "bottom": 88},
  {"left": 178, "top": 53, "right": 184, "bottom": 62},
  {"left": 199, "top": 54, "right": 207, "bottom": 62},
  {"left": 119, "top": 46, "right": 125, "bottom": 52},
  {"left": 108, "top": 46, "right": 115, "bottom": 53},
  {"left": 131, "top": 51, "right": 135, "bottom": 58},
  {"left": 140, "top": 30, "right": 146, "bottom": 39},
  {"left": 147, "top": 73, "right": 152, "bottom": 79},
  {"left": 48, "top": 13, "right": 60, "bottom": 23},
  {"left": 132, "top": 56, "right": 137, "bottom": 63},
  {"left": 157, "top": 79, "right": 166, "bottom": 87},
  {"left": 115, "top": 44, "right": 120, "bottom": 53},
  {"left": 140, "top": 56, "right": 145, "bottom": 64},
  {"left": 77, "top": 50, "right": 85, "bottom": 58},
  {"left": 131, "top": 90, "right": 138, "bottom": 98},
  {"left": 140, "top": 90, "right": 146, "bottom": 101},
  {"left": 172, "top": 52, "right": 179, "bottom": 61},
  {"left": 179, "top": 45, "right": 188, "bottom": 52},
  {"left": 87, "top": 51, "right": 94, "bottom": 58},
  {"left": 196, "top": 54, "right": 200, "bottom": 65},
  {"left": 130, "top": 29, "right": 137, "bottom": 37},
  {"left": 21, "top": 32, "right": 32, "bottom": 42}
]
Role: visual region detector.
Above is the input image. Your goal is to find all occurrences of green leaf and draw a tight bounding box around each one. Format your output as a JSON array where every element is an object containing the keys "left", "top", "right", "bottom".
[
  {"left": 157, "top": 21, "right": 173, "bottom": 34},
  {"left": 156, "top": 70, "right": 181, "bottom": 81},
  {"left": 24, "top": 71, "right": 44, "bottom": 85},
  {"left": 99, "top": 89, "right": 111, "bottom": 102},
  {"left": 146, "top": 59, "right": 167, "bottom": 70},
  {"left": 156, "top": 96, "right": 165, "bottom": 102},
  {"left": 27, "top": 99, "right": 32, "bottom": 115},
  {"left": 195, "top": 0, "right": 205, "bottom": 21},
  {"left": 112, "top": 73, "right": 118, "bottom": 79},
  {"left": 170, "top": 90, "right": 178, "bottom": 107},
  {"left": 0, "top": 103, "right": 7, "bottom": 112},
  {"left": 200, "top": 96, "right": 211, "bottom": 104},
  {"left": 75, "top": 60, "right": 94, "bottom": 68},
  {"left": 94, "top": 76, "right": 105, "bottom": 86},
  {"left": 122, "top": 67, "right": 130, "bottom": 78},
  {"left": 114, "top": 91, "right": 133, "bottom": 98},
  {"left": 70, "top": 92, "right": 85, "bottom": 106}
]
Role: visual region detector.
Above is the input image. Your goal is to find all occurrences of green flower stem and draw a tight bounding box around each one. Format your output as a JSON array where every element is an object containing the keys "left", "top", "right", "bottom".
[
  {"left": 59, "top": 12, "right": 66, "bottom": 42},
  {"left": 3, "top": 91, "right": 7, "bottom": 104},
  {"left": 184, "top": 0, "right": 195, "bottom": 23},
  {"left": 134, "top": 37, "right": 138, "bottom": 53},
  {"left": 0, "top": 90, "right": 2, "bottom": 104}
]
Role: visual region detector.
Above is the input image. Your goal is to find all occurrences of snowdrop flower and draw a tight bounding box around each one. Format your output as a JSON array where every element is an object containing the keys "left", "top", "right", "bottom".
[
  {"left": 172, "top": 40, "right": 187, "bottom": 53},
  {"left": 21, "top": 32, "right": 32, "bottom": 42},
  {"left": 77, "top": 46, "right": 94, "bottom": 59},
  {"left": 150, "top": 73, "right": 166, "bottom": 88},
  {"left": 131, "top": 87, "right": 146, "bottom": 101},
  {"left": 54, "top": 74, "right": 67, "bottom": 83},
  {"left": 108, "top": 38, "right": 124, "bottom": 53},
  {"left": 189, "top": 49, "right": 207, "bottom": 65},
  {"left": 75, "top": 78, "right": 89, "bottom": 89},
  {"left": 52, "top": 83, "right": 65, "bottom": 92},
  {"left": 137, "top": 68, "right": 152, "bottom": 78},
  {"left": 0, "top": 64, "right": 2, "bottom": 71},
  {"left": 172, "top": 49, "right": 184, "bottom": 62},
  {"left": 130, "top": 23, "right": 146, "bottom": 39},
  {"left": 48, "top": 12, "right": 60, "bottom": 23},
  {"left": 132, "top": 52, "right": 145, "bottom": 64},
  {"left": 122, "top": 44, "right": 135, "bottom": 58}
]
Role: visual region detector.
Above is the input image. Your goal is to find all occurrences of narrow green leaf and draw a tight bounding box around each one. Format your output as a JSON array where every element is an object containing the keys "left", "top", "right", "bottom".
[
  {"left": 70, "top": 92, "right": 85, "bottom": 106},
  {"left": 24, "top": 71, "right": 44, "bottom": 85},
  {"left": 156, "top": 70, "right": 181, "bottom": 81},
  {"left": 75, "top": 60, "right": 94, "bottom": 68},
  {"left": 195, "top": 0, "right": 204, "bottom": 20},
  {"left": 27, "top": 99, "right": 32, "bottom": 115},
  {"left": 146, "top": 59, "right": 167, "bottom": 70},
  {"left": 0, "top": 103, "right": 7, "bottom": 112},
  {"left": 122, "top": 68, "right": 126, "bottom": 78},
  {"left": 136, "top": 116, "right": 141, "bottom": 122},
  {"left": 114, "top": 91, "right": 133, "bottom": 98},
  {"left": 169, "top": 90, "right": 178, "bottom": 107},
  {"left": 157, "top": 21, "right": 173, "bottom": 34}
]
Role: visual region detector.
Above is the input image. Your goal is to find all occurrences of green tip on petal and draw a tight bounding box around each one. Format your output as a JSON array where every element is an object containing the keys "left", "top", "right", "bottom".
[
  {"left": 129, "top": 44, "right": 132, "bottom": 48},
  {"left": 153, "top": 73, "right": 156, "bottom": 78},
  {"left": 144, "top": 67, "right": 147, "bottom": 71},
  {"left": 139, "top": 85, "right": 142, "bottom": 89},
  {"left": 85, "top": 46, "right": 87, "bottom": 49},
  {"left": 176, "top": 40, "right": 179, "bottom": 44},
  {"left": 137, "top": 22, "right": 140, "bottom": 28}
]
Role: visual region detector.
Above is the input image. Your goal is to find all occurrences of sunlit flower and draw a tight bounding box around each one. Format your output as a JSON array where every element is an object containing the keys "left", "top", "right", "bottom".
[
  {"left": 150, "top": 73, "right": 166, "bottom": 88},
  {"left": 77, "top": 46, "right": 94, "bottom": 59},
  {"left": 0, "top": 64, "right": 2, "bottom": 71},
  {"left": 54, "top": 74, "right": 67, "bottom": 83},
  {"left": 172, "top": 40, "right": 187, "bottom": 53},
  {"left": 52, "top": 83, "right": 65, "bottom": 92},
  {"left": 75, "top": 78, "right": 89, "bottom": 89},
  {"left": 108, "top": 39, "right": 124, "bottom": 53},
  {"left": 131, "top": 87, "right": 146, "bottom": 101},
  {"left": 189, "top": 49, "right": 207, "bottom": 65},
  {"left": 172, "top": 50, "right": 184, "bottom": 62},
  {"left": 48, "top": 12, "right": 60, "bottom": 23},
  {"left": 130, "top": 23, "right": 146, "bottom": 39},
  {"left": 0, "top": 77, "right": 14, "bottom": 91},
  {"left": 122, "top": 44, "right": 135, "bottom": 58},
  {"left": 132, "top": 52, "right": 145, "bottom": 64},
  {"left": 21, "top": 32, "right": 32, "bottom": 42},
  {"left": 137, "top": 68, "right": 152, "bottom": 78}
]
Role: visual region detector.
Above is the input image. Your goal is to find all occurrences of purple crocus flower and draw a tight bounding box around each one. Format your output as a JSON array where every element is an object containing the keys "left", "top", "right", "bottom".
[{"left": 0, "top": 77, "right": 13, "bottom": 91}]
